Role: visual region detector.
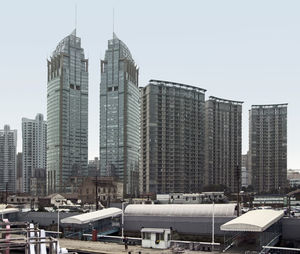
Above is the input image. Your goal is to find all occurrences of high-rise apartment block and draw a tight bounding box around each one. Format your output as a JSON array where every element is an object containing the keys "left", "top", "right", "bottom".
[
  {"left": 22, "top": 113, "right": 47, "bottom": 193},
  {"left": 205, "top": 97, "right": 243, "bottom": 193},
  {"left": 47, "top": 30, "right": 88, "bottom": 193},
  {"left": 100, "top": 34, "right": 139, "bottom": 197},
  {"left": 249, "top": 104, "right": 287, "bottom": 193},
  {"left": 0, "top": 125, "right": 17, "bottom": 192},
  {"left": 16, "top": 152, "right": 23, "bottom": 193},
  {"left": 140, "top": 80, "right": 206, "bottom": 194}
]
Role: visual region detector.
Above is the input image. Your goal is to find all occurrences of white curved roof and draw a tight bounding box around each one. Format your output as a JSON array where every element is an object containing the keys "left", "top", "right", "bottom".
[
  {"left": 220, "top": 209, "right": 284, "bottom": 232},
  {"left": 125, "top": 204, "right": 236, "bottom": 217},
  {"left": 0, "top": 208, "right": 19, "bottom": 215},
  {"left": 61, "top": 208, "right": 122, "bottom": 225}
]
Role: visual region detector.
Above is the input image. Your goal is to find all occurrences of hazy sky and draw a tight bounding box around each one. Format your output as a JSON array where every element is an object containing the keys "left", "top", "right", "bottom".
[{"left": 1, "top": 0, "right": 299, "bottom": 168}]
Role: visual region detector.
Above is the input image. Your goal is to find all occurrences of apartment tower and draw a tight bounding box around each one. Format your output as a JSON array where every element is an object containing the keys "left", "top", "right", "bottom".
[
  {"left": 249, "top": 104, "right": 287, "bottom": 193},
  {"left": 0, "top": 125, "right": 17, "bottom": 192},
  {"left": 205, "top": 96, "right": 243, "bottom": 193},
  {"left": 100, "top": 33, "right": 139, "bottom": 197},
  {"left": 47, "top": 30, "right": 88, "bottom": 193},
  {"left": 140, "top": 80, "right": 206, "bottom": 194},
  {"left": 22, "top": 113, "right": 47, "bottom": 193}
]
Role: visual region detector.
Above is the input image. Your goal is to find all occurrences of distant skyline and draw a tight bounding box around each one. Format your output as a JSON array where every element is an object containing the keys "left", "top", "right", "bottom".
[{"left": 0, "top": 0, "right": 299, "bottom": 168}]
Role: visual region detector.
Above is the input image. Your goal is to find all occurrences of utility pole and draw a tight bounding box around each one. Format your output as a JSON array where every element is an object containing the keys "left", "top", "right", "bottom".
[
  {"left": 5, "top": 182, "right": 8, "bottom": 205},
  {"left": 236, "top": 165, "right": 241, "bottom": 217},
  {"left": 95, "top": 173, "right": 99, "bottom": 211}
]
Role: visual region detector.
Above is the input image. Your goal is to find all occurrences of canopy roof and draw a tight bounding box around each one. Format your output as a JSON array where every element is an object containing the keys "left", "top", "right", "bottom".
[
  {"left": 0, "top": 207, "right": 19, "bottom": 215},
  {"left": 125, "top": 204, "right": 236, "bottom": 217},
  {"left": 220, "top": 209, "right": 284, "bottom": 232},
  {"left": 61, "top": 208, "right": 122, "bottom": 225}
]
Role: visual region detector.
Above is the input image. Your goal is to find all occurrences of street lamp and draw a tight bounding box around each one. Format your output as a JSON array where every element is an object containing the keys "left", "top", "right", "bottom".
[{"left": 57, "top": 203, "right": 60, "bottom": 239}]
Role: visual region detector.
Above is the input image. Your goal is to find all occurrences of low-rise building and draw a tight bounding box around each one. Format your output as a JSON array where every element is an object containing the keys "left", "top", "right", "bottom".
[
  {"left": 78, "top": 177, "right": 123, "bottom": 205},
  {"left": 157, "top": 192, "right": 227, "bottom": 204}
]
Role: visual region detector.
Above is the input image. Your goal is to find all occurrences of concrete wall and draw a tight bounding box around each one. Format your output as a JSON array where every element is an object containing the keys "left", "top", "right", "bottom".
[
  {"left": 125, "top": 215, "right": 234, "bottom": 236},
  {"left": 17, "top": 212, "right": 79, "bottom": 227},
  {"left": 282, "top": 217, "right": 300, "bottom": 241}
]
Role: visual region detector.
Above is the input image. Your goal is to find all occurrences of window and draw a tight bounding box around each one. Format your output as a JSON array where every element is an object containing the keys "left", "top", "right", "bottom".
[{"left": 143, "top": 232, "right": 151, "bottom": 240}]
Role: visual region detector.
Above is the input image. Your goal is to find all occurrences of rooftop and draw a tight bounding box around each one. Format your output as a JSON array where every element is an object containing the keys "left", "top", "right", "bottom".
[
  {"left": 149, "top": 79, "right": 207, "bottom": 93},
  {"left": 61, "top": 208, "right": 122, "bottom": 225},
  {"left": 125, "top": 204, "right": 236, "bottom": 217},
  {"left": 220, "top": 209, "right": 284, "bottom": 232}
]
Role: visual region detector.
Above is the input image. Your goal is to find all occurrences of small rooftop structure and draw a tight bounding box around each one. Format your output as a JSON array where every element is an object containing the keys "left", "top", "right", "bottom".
[
  {"left": 125, "top": 204, "right": 236, "bottom": 217},
  {"left": 221, "top": 209, "right": 284, "bottom": 232},
  {"left": 61, "top": 208, "right": 122, "bottom": 225}
]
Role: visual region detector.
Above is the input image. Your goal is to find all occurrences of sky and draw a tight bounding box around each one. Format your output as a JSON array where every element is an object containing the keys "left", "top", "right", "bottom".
[{"left": 0, "top": 0, "right": 299, "bottom": 168}]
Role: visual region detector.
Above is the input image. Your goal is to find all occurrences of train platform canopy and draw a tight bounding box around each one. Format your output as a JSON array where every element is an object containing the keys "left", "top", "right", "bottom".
[
  {"left": 125, "top": 203, "right": 236, "bottom": 217},
  {"left": 220, "top": 209, "right": 284, "bottom": 232},
  {"left": 61, "top": 207, "right": 122, "bottom": 225}
]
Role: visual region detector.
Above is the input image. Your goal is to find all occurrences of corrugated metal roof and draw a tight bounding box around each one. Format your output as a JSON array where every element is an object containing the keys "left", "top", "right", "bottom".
[
  {"left": 125, "top": 204, "right": 236, "bottom": 217},
  {"left": 61, "top": 208, "right": 122, "bottom": 225},
  {"left": 220, "top": 209, "right": 284, "bottom": 232}
]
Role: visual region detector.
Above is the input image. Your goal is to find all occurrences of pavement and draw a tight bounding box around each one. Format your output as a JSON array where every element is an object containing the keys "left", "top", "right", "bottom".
[{"left": 59, "top": 238, "right": 221, "bottom": 254}]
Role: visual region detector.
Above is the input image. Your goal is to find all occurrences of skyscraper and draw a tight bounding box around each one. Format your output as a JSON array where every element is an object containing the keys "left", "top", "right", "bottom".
[
  {"left": 22, "top": 113, "right": 47, "bottom": 193},
  {"left": 249, "top": 104, "right": 287, "bottom": 193},
  {"left": 140, "top": 80, "right": 206, "bottom": 194},
  {"left": 205, "top": 96, "right": 243, "bottom": 193},
  {"left": 0, "top": 125, "right": 17, "bottom": 192},
  {"left": 100, "top": 33, "right": 139, "bottom": 197},
  {"left": 47, "top": 30, "right": 88, "bottom": 193}
]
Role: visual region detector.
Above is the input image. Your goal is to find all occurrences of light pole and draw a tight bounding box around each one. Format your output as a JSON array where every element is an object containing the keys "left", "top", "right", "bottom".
[
  {"left": 212, "top": 202, "right": 215, "bottom": 251},
  {"left": 121, "top": 201, "right": 127, "bottom": 239},
  {"left": 57, "top": 203, "right": 60, "bottom": 239}
]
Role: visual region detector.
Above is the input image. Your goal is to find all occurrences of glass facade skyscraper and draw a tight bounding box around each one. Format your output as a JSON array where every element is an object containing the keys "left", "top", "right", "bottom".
[
  {"left": 100, "top": 33, "right": 139, "bottom": 197},
  {"left": 47, "top": 30, "right": 88, "bottom": 193}
]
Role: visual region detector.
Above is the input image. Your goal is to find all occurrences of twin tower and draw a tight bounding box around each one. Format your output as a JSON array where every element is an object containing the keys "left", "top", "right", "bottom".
[{"left": 47, "top": 31, "right": 139, "bottom": 196}]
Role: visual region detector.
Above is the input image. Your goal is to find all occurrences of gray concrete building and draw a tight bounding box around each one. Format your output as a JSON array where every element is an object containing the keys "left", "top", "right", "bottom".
[
  {"left": 22, "top": 114, "right": 47, "bottom": 193},
  {"left": 140, "top": 80, "right": 206, "bottom": 194},
  {"left": 100, "top": 33, "right": 139, "bottom": 197},
  {"left": 0, "top": 125, "right": 17, "bottom": 192},
  {"left": 249, "top": 104, "right": 287, "bottom": 193},
  {"left": 205, "top": 97, "right": 243, "bottom": 193},
  {"left": 47, "top": 30, "right": 88, "bottom": 193}
]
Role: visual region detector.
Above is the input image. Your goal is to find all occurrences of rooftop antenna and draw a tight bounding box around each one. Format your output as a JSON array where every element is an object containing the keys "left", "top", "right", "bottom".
[
  {"left": 113, "top": 8, "right": 115, "bottom": 36},
  {"left": 75, "top": 4, "right": 77, "bottom": 35}
]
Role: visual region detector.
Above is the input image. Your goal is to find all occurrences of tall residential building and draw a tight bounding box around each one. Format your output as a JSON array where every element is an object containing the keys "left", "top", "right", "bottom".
[
  {"left": 249, "top": 104, "right": 287, "bottom": 193},
  {"left": 140, "top": 80, "right": 206, "bottom": 194},
  {"left": 47, "top": 30, "right": 88, "bottom": 193},
  {"left": 205, "top": 96, "right": 243, "bottom": 193},
  {"left": 100, "top": 33, "right": 139, "bottom": 197},
  {"left": 0, "top": 125, "right": 17, "bottom": 192},
  {"left": 22, "top": 114, "right": 47, "bottom": 193},
  {"left": 16, "top": 152, "right": 23, "bottom": 193}
]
